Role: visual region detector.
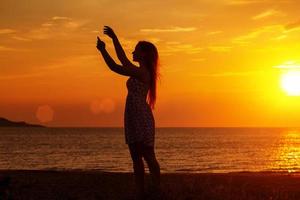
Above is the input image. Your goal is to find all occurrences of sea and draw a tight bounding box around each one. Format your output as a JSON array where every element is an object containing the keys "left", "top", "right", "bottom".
[{"left": 1, "top": 127, "right": 300, "bottom": 173}]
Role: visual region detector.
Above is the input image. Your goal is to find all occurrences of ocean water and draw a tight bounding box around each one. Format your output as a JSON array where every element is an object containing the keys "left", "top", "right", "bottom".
[{"left": 0, "top": 127, "right": 300, "bottom": 173}]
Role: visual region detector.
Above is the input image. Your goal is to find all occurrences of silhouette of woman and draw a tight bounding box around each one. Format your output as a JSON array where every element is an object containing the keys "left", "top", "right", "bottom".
[{"left": 96, "top": 26, "right": 161, "bottom": 200}]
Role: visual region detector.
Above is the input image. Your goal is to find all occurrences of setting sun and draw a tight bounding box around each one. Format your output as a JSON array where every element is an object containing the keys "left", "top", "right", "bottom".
[{"left": 281, "top": 71, "right": 300, "bottom": 96}]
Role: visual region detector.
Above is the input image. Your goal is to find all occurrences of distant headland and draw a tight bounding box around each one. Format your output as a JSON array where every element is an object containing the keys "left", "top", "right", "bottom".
[{"left": 0, "top": 117, "right": 45, "bottom": 127}]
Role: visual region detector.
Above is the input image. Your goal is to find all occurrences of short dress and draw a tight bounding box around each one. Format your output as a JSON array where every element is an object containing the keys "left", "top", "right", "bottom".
[{"left": 124, "top": 76, "right": 155, "bottom": 147}]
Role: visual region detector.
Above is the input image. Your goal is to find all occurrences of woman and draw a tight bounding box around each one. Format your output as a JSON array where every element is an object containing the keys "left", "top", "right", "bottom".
[{"left": 96, "top": 26, "right": 161, "bottom": 199}]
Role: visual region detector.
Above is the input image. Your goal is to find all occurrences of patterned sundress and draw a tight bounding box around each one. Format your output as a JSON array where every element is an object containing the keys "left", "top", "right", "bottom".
[{"left": 124, "top": 76, "right": 155, "bottom": 147}]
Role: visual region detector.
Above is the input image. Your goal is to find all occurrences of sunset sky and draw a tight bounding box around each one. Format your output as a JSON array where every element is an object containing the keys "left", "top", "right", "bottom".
[{"left": 1, "top": 0, "right": 300, "bottom": 127}]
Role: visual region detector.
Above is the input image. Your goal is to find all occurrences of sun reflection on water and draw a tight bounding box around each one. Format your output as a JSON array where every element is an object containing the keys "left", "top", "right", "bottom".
[{"left": 272, "top": 130, "right": 300, "bottom": 173}]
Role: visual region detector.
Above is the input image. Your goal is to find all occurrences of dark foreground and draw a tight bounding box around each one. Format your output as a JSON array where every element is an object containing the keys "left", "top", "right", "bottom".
[{"left": 1, "top": 170, "right": 300, "bottom": 200}]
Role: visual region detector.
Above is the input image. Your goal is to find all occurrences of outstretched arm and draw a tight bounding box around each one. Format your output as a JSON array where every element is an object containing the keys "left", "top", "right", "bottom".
[
  {"left": 103, "top": 26, "right": 136, "bottom": 68},
  {"left": 96, "top": 36, "right": 145, "bottom": 78}
]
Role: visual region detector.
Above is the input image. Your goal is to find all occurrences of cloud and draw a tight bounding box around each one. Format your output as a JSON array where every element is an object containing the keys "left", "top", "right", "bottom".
[
  {"left": 161, "top": 43, "right": 203, "bottom": 55},
  {"left": 232, "top": 25, "right": 284, "bottom": 45},
  {"left": 0, "top": 55, "right": 104, "bottom": 81},
  {"left": 192, "top": 70, "right": 263, "bottom": 77},
  {"left": 233, "top": 32, "right": 260, "bottom": 45},
  {"left": 206, "top": 31, "right": 223, "bottom": 36},
  {"left": 273, "top": 61, "right": 300, "bottom": 69},
  {"left": 226, "top": 0, "right": 290, "bottom": 5},
  {"left": 273, "top": 34, "right": 287, "bottom": 40},
  {"left": 52, "top": 16, "right": 72, "bottom": 20},
  {"left": 0, "top": 45, "right": 29, "bottom": 52},
  {"left": 0, "top": 45, "right": 18, "bottom": 51},
  {"left": 116, "top": 37, "right": 140, "bottom": 50},
  {"left": 208, "top": 46, "right": 232, "bottom": 52},
  {"left": 226, "top": 0, "right": 266, "bottom": 5},
  {"left": 0, "top": 72, "right": 44, "bottom": 80},
  {"left": 0, "top": 29, "right": 16, "bottom": 34},
  {"left": 165, "top": 41, "right": 181, "bottom": 45},
  {"left": 140, "top": 26, "right": 197, "bottom": 33},
  {"left": 64, "top": 21, "right": 82, "bottom": 29},
  {"left": 41, "top": 22, "right": 54, "bottom": 27},
  {"left": 36, "top": 54, "right": 112, "bottom": 79},
  {"left": 41, "top": 55, "right": 99, "bottom": 70},
  {"left": 252, "top": 9, "right": 283, "bottom": 20},
  {"left": 285, "top": 20, "right": 300, "bottom": 31},
  {"left": 12, "top": 16, "right": 88, "bottom": 41},
  {"left": 11, "top": 36, "right": 32, "bottom": 41},
  {"left": 191, "top": 58, "right": 206, "bottom": 62}
]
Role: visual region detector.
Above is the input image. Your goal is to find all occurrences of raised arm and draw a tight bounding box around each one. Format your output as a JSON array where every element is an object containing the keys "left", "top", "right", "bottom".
[
  {"left": 96, "top": 36, "right": 145, "bottom": 78},
  {"left": 103, "top": 26, "right": 136, "bottom": 68}
]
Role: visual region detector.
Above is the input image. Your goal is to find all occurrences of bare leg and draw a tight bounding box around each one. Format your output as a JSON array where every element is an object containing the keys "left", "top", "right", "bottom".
[
  {"left": 143, "top": 145, "right": 161, "bottom": 194},
  {"left": 129, "top": 143, "right": 145, "bottom": 200}
]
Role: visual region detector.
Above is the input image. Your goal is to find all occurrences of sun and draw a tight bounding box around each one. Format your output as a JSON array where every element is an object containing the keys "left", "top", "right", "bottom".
[{"left": 280, "top": 71, "right": 300, "bottom": 96}]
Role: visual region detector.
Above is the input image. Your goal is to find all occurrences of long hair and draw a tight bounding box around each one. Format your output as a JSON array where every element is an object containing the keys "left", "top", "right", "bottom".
[{"left": 138, "top": 41, "right": 159, "bottom": 110}]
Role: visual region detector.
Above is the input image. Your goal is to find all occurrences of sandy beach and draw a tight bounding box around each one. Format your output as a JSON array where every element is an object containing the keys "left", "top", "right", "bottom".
[{"left": 0, "top": 170, "right": 300, "bottom": 200}]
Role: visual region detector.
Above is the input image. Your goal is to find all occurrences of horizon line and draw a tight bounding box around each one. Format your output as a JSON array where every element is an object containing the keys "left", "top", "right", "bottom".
[{"left": 35, "top": 126, "right": 300, "bottom": 129}]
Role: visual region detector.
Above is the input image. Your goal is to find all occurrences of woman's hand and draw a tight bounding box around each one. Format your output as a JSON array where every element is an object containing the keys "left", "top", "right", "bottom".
[
  {"left": 103, "top": 26, "right": 117, "bottom": 39},
  {"left": 96, "top": 36, "right": 105, "bottom": 51}
]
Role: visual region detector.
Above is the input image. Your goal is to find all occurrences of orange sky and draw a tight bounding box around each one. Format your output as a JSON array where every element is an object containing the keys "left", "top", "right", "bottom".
[{"left": 1, "top": 0, "right": 300, "bottom": 127}]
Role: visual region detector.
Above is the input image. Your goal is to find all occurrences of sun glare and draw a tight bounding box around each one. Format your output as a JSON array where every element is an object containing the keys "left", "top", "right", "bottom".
[{"left": 280, "top": 71, "right": 300, "bottom": 96}]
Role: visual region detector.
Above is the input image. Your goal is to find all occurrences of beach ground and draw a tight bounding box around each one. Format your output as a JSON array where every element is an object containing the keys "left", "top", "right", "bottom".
[{"left": 0, "top": 170, "right": 300, "bottom": 200}]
